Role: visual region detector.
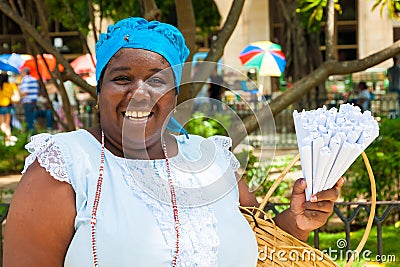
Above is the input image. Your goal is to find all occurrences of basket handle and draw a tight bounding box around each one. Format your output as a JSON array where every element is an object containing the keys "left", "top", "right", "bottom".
[
  {"left": 255, "top": 151, "right": 376, "bottom": 267},
  {"left": 346, "top": 151, "right": 376, "bottom": 267},
  {"left": 256, "top": 153, "right": 300, "bottom": 215}
]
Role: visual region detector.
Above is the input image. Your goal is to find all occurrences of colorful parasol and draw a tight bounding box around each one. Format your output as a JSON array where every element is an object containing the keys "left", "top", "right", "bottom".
[
  {"left": 0, "top": 53, "right": 25, "bottom": 74},
  {"left": 239, "top": 41, "right": 286, "bottom": 77},
  {"left": 70, "top": 53, "right": 96, "bottom": 75},
  {"left": 19, "top": 54, "right": 64, "bottom": 80}
]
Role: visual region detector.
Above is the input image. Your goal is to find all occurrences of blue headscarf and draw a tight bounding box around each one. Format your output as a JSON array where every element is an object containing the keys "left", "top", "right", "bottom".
[{"left": 95, "top": 17, "right": 189, "bottom": 137}]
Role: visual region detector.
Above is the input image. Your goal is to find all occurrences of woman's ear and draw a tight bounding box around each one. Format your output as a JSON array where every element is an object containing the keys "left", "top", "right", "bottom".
[{"left": 95, "top": 95, "right": 100, "bottom": 110}]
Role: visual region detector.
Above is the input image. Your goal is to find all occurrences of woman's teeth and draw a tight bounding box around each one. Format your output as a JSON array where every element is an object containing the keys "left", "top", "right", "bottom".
[{"left": 125, "top": 111, "right": 151, "bottom": 120}]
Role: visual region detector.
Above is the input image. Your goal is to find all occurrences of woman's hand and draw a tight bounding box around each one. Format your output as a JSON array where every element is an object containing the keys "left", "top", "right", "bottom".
[
  {"left": 274, "top": 177, "right": 344, "bottom": 241},
  {"left": 291, "top": 177, "right": 344, "bottom": 231}
]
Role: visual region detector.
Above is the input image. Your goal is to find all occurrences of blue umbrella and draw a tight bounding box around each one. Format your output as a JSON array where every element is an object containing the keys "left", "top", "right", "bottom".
[{"left": 0, "top": 53, "right": 25, "bottom": 74}]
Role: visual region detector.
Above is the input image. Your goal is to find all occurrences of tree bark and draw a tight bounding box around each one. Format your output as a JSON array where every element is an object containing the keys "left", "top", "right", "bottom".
[
  {"left": 139, "top": 0, "right": 161, "bottom": 21},
  {"left": 325, "top": 0, "right": 335, "bottom": 61},
  {"left": 88, "top": 0, "right": 98, "bottom": 44},
  {"left": 277, "top": 0, "right": 330, "bottom": 110},
  {"left": 175, "top": 0, "right": 196, "bottom": 105}
]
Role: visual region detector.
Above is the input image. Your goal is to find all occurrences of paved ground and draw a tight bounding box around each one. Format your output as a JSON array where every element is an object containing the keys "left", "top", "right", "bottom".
[{"left": 0, "top": 174, "right": 21, "bottom": 203}]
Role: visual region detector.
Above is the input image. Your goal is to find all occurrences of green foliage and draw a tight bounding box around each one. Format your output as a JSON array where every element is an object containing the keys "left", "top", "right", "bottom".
[
  {"left": 44, "top": 0, "right": 142, "bottom": 35},
  {"left": 297, "top": 0, "right": 341, "bottom": 32},
  {"left": 308, "top": 224, "right": 400, "bottom": 267},
  {"left": 44, "top": 0, "right": 91, "bottom": 35},
  {"left": 193, "top": 0, "right": 221, "bottom": 35},
  {"left": 43, "top": 0, "right": 220, "bottom": 37},
  {"left": 343, "top": 118, "right": 400, "bottom": 202},
  {"left": 154, "top": 0, "right": 221, "bottom": 33},
  {"left": 98, "top": 0, "right": 141, "bottom": 22},
  {"left": 0, "top": 130, "right": 29, "bottom": 175},
  {"left": 184, "top": 111, "right": 230, "bottom": 138},
  {"left": 372, "top": 0, "right": 400, "bottom": 20},
  {"left": 238, "top": 149, "right": 294, "bottom": 211}
]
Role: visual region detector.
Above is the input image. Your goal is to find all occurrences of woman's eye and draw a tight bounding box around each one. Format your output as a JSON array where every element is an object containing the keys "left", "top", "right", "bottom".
[
  {"left": 146, "top": 77, "right": 165, "bottom": 85},
  {"left": 112, "top": 76, "right": 130, "bottom": 83}
]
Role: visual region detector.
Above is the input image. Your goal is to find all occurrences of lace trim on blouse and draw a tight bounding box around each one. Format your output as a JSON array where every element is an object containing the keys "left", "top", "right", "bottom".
[
  {"left": 207, "top": 135, "right": 240, "bottom": 171},
  {"left": 22, "top": 133, "right": 70, "bottom": 183}
]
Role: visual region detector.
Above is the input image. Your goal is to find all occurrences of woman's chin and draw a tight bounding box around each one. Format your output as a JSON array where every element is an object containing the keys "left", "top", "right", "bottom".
[{"left": 122, "top": 132, "right": 162, "bottom": 156}]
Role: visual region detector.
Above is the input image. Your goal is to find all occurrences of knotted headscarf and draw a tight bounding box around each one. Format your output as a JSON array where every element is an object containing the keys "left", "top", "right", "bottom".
[{"left": 95, "top": 17, "right": 190, "bottom": 137}]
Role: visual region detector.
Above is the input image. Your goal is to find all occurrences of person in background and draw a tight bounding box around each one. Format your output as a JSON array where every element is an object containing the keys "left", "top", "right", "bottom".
[
  {"left": 0, "top": 72, "right": 20, "bottom": 145},
  {"left": 4, "top": 17, "right": 343, "bottom": 266},
  {"left": 387, "top": 56, "right": 400, "bottom": 104},
  {"left": 18, "top": 67, "right": 39, "bottom": 132},
  {"left": 208, "top": 67, "right": 224, "bottom": 113},
  {"left": 58, "top": 80, "right": 83, "bottom": 130},
  {"left": 191, "top": 63, "right": 210, "bottom": 112},
  {"left": 356, "top": 81, "right": 371, "bottom": 112},
  {"left": 35, "top": 85, "right": 53, "bottom": 132}
]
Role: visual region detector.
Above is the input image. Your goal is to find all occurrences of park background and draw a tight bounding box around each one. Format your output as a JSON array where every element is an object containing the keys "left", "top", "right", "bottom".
[{"left": 1, "top": 0, "right": 400, "bottom": 266}]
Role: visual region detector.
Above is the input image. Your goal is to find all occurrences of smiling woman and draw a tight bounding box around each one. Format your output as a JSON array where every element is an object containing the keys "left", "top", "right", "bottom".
[
  {"left": 3, "top": 17, "right": 342, "bottom": 267},
  {"left": 98, "top": 49, "right": 178, "bottom": 156}
]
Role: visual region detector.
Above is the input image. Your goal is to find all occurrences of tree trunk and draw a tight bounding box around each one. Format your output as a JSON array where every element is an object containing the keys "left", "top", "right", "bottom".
[
  {"left": 325, "top": 0, "right": 335, "bottom": 61},
  {"left": 139, "top": 0, "right": 162, "bottom": 21},
  {"left": 277, "top": 0, "right": 330, "bottom": 110},
  {"left": 175, "top": 0, "right": 196, "bottom": 106}
]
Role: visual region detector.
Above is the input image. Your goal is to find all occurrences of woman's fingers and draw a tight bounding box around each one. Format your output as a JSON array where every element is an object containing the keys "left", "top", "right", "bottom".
[{"left": 310, "top": 177, "right": 345, "bottom": 202}]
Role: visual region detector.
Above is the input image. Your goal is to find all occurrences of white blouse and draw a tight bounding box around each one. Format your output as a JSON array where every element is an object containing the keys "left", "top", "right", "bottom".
[{"left": 23, "top": 130, "right": 258, "bottom": 267}]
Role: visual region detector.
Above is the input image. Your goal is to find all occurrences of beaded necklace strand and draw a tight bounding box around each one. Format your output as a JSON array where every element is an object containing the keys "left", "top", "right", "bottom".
[
  {"left": 90, "top": 131, "right": 180, "bottom": 266},
  {"left": 163, "top": 141, "right": 180, "bottom": 266}
]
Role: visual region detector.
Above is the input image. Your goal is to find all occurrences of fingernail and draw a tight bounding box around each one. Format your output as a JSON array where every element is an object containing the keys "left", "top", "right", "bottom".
[{"left": 311, "top": 195, "right": 317, "bottom": 202}]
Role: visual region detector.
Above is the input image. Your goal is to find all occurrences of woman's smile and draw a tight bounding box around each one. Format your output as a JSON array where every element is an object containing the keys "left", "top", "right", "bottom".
[{"left": 124, "top": 110, "right": 154, "bottom": 121}]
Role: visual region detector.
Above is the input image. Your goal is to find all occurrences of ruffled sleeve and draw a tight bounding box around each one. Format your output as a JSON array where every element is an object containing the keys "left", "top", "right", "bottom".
[
  {"left": 207, "top": 135, "right": 240, "bottom": 172},
  {"left": 22, "top": 133, "right": 70, "bottom": 183}
]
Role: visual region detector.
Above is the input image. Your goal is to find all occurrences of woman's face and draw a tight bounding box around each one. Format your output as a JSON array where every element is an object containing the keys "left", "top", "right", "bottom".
[{"left": 98, "top": 48, "right": 177, "bottom": 151}]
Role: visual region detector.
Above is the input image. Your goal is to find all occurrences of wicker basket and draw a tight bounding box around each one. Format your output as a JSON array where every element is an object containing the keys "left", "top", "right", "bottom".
[{"left": 241, "top": 152, "right": 376, "bottom": 267}]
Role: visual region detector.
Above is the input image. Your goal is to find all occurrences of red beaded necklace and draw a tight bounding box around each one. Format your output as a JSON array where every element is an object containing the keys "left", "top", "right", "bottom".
[{"left": 90, "top": 131, "right": 180, "bottom": 266}]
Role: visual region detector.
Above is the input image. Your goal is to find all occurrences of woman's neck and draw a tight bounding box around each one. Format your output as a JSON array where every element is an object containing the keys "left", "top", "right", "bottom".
[{"left": 88, "top": 125, "right": 178, "bottom": 160}]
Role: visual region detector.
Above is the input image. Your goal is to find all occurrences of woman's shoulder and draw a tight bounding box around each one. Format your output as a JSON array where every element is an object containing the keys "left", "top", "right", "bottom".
[
  {"left": 23, "top": 129, "right": 99, "bottom": 183},
  {"left": 175, "top": 134, "right": 238, "bottom": 169},
  {"left": 27, "top": 129, "right": 95, "bottom": 152},
  {"left": 52, "top": 129, "right": 99, "bottom": 147}
]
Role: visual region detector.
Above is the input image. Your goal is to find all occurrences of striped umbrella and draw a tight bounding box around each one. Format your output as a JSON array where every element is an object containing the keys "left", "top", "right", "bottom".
[
  {"left": 0, "top": 53, "right": 25, "bottom": 74},
  {"left": 239, "top": 41, "right": 286, "bottom": 77}
]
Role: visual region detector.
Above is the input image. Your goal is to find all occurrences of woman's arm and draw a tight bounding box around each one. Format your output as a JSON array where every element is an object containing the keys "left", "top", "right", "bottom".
[
  {"left": 236, "top": 173, "right": 259, "bottom": 207},
  {"left": 4, "top": 159, "right": 76, "bottom": 266}
]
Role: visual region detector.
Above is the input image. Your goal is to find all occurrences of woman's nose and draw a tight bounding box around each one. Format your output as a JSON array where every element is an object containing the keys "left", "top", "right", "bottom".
[{"left": 130, "top": 81, "right": 151, "bottom": 102}]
